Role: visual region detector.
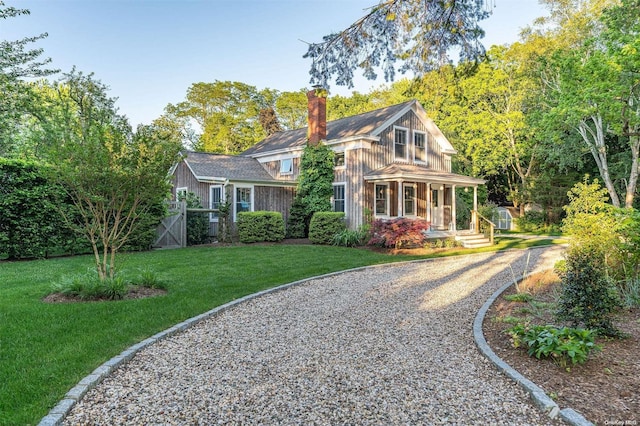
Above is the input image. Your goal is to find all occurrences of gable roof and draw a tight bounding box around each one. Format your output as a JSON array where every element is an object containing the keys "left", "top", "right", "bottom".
[
  {"left": 242, "top": 100, "right": 436, "bottom": 156},
  {"left": 183, "top": 151, "right": 284, "bottom": 183}
]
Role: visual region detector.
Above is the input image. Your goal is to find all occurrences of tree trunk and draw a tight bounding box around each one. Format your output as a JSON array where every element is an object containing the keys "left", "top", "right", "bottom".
[
  {"left": 577, "top": 116, "right": 621, "bottom": 207},
  {"left": 626, "top": 136, "right": 640, "bottom": 208}
]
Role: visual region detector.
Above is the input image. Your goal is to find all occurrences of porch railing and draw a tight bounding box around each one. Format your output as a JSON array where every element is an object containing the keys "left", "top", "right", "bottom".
[{"left": 471, "top": 210, "right": 496, "bottom": 245}]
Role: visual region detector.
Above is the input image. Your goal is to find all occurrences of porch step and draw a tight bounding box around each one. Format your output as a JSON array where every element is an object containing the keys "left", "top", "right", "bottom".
[{"left": 455, "top": 233, "right": 492, "bottom": 248}]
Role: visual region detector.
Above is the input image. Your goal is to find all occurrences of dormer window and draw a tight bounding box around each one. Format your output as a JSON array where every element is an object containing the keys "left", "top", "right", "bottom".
[
  {"left": 394, "top": 127, "right": 408, "bottom": 161},
  {"left": 414, "top": 131, "right": 427, "bottom": 163},
  {"left": 280, "top": 158, "right": 293, "bottom": 175}
]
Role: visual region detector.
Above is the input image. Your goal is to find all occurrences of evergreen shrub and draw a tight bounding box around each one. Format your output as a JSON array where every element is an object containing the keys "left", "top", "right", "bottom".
[
  {"left": 308, "top": 212, "right": 346, "bottom": 244},
  {"left": 237, "top": 211, "right": 285, "bottom": 243},
  {"left": 556, "top": 248, "right": 622, "bottom": 336}
]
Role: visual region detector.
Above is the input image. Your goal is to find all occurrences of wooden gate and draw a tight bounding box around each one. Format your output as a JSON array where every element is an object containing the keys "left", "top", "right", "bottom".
[{"left": 154, "top": 201, "right": 186, "bottom": 249}]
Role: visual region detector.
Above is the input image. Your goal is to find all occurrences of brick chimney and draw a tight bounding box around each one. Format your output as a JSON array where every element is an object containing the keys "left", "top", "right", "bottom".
[{"left": 307, "top": 87, "right": 327, "bottom": 146}]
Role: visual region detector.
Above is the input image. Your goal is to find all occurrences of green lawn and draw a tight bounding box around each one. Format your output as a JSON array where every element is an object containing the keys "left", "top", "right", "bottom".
[{"left": 0, "top": 239, "right": 564, "bottom": 425}]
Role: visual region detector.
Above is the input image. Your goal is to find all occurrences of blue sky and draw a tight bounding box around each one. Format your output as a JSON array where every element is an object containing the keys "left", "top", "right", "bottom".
[{"left": 3, "top": 0, "right": 547, "bottom": 127}]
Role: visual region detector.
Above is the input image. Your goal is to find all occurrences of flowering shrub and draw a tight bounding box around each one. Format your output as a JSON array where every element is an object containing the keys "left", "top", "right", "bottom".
[{"left": 367, "top": 218, "right": 430, "bottom": 248}]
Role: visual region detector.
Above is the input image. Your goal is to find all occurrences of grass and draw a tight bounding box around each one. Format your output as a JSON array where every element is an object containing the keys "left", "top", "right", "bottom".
[{"left": 0, "top": 237, "right": 563, "bottom": 425}]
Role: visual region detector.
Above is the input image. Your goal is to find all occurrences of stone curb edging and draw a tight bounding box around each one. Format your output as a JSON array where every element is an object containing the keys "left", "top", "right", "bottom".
[{"left": 473, "top": 273, "right": 595, "bottom": 426}]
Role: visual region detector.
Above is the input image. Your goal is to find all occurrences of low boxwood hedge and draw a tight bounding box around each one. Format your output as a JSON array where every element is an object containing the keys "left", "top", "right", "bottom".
[{"left": 237, "top": 211, "right": 285, "bottom": 243}]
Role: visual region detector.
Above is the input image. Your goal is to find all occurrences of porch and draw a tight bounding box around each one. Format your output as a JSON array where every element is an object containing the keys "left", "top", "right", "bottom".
[{"left": 365, "top": 165, "right": 486, "bottom": 233}]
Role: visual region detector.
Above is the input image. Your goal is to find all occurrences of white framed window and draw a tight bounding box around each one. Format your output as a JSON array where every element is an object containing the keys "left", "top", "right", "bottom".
[
  {"left": 235, "top": 186, "right": 253, "bottom": 220},
  {"left": 176, "top": 187, "right": 188, "bottom": 201},
  {"left": 280, "top": 158, "right": 293, "bottom": 175},
  {"left": 210, "top": 185, "right": 224, "bottom": 222},
  {"left": 332, "top": 183, "right": 346, "bottom": 213},
  {"left": 394, "top": 126, "right": 409, "bottom": 161},
  {"left": 414, "top": 131, "right": 427, "bottom": 163},
  {"left": 375, "top": 183, "right": 389, "bottom": 216},
  {"left": 403, "top": 184, "right": 416, "bottom": 216},
  {"left": 334, "top": 151, "right": 346, "bottom": 168}
]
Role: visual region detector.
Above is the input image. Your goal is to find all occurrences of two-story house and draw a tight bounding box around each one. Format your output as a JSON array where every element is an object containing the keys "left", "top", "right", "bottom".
[{"left": 171, "top": 89, "right": 484, "bottom": 237}]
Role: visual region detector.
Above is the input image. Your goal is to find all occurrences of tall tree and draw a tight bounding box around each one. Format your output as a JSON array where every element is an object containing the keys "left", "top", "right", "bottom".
[
  {"left": 538, "top": 0, "right": 639, "bottom": 207},
  {"left": 44, "top": 70, "right": 182, "bottom": 280},
  {"left": 0, "top": 1, "right": 57, "bottom": 155},
  {"left": 170, "top": 81, "right": 267, "bottom": 154},
  {"left": 274, "top": 90, "right": 308, "bottom": 130},
  {"left": 304, "top": 0, "right": 491, "bottom": 89},
  {"left": 259, "top": 107, "right": 283, "bottom": 136},
  {"left": 438, "top": 45, "right": 539, "bottom": 212}
]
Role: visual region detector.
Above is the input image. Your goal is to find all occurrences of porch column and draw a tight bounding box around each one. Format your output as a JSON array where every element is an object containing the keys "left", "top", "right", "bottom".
[
  {"left": 473, "top": 186, "right": 479, "bottom": 232},
  {"left": 473, "top": 186, "right": 478, "bottom": 211},
  {"left": 397, "top": 179, "right": 403, "bottom": 217},
  {"left": 451, "top": 184, "right": 457, "bottom": 232},
  {"left": 426, "top": 183, "right": 431, "bottom": 223}
]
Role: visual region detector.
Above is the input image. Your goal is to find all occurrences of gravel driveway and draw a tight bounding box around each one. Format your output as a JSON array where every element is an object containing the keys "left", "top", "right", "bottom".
[{"left": 63, "top": 246, "right": 565, "bottom": 425}]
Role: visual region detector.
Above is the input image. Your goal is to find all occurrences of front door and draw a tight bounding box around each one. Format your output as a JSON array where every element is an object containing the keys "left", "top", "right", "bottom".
[{"left": 431, "top": 189, "right": 443, "bottom": 228}]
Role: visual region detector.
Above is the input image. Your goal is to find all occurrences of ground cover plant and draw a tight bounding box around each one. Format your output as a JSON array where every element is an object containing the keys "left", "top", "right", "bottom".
[
  {"left": 0, "top": 233, "right": 567, "bottom": 424},
  {"left": 484, "top": 270, "right": 639, "bottom": 424}
]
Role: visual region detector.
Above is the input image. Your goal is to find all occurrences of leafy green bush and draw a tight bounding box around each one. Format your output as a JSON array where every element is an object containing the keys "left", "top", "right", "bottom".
[
  {"left": 237, "top": 211, "right": 285, "bottom": 243},
  {"left": 368, "top": 218, "right": 430, "bottom": 248},
  {"left": 556, "top": 248, "right": 622, "bottom": 336},
  {"left": 557, "top": 178, "right": 624, "bottom": 336},
  {"left": 179, "top": 192, "right": 210, "bottom": 246},
  {"left": 507, "top": 323, "right": 600, "bottom": 367},
  {"left": 515, "top": 211, "right": 545, "bottom": 232},
  {"left": 0, "top": 159, "right": 78, "bottom": 259},
  {"left": 331, "top": 226, "right": 369, "bottom": 247},
  {"left": 309, "top": 212, "right": 346, "bottom": 244}
]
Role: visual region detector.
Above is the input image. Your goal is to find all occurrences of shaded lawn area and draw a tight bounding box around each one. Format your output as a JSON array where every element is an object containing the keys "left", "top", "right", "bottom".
[{"left": 0, "top": 239, "right": 564, "bottom": 425}]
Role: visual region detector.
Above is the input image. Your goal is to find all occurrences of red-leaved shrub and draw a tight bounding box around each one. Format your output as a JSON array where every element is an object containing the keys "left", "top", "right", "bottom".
[{"left": 367, "top": 218, "right": 430, "bottom": 248}]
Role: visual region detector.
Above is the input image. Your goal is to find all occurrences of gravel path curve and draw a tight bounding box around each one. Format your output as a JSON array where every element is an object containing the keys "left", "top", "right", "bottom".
[{"left": 63, "top": 246, "right": 565, "bottom": 425}]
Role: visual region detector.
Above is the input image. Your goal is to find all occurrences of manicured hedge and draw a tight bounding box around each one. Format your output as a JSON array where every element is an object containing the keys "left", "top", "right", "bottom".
[
  {"left": 308, "top": 212, "right": 346, "bottom": 245},
  {"left": 0, "top": 158, "right": 160, "bottom": 259},
  {"left": 0, "top": 158, "right": 77, "bottom": 259},
  {"left": 237, "top": 211, "right": 285, "bottom": 243}
]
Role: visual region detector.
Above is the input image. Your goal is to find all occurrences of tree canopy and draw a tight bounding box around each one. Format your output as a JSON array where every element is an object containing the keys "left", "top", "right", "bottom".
[
  {"left": 304, "top": 0, "right": 492, "bottom": 89},
  {"left": 0, "top": 1, "right": 57, "bottom": 155}
]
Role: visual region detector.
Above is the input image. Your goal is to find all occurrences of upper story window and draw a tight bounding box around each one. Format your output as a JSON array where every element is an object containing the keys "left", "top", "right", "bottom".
[
  {"left": 414, "top": 131, "right": 427, "bottom": 163},
  {"left": 280, "top": 158, "right": 293, "bottom": 175},
  {"left": 394, "top": 127, "right": 408, "bottom": 161},
  {"left": 334, "top": 151, "right": 345, "bottom": 168}
]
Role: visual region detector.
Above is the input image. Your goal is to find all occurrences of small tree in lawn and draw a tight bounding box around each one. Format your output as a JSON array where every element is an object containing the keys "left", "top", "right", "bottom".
[
  {"left": 286, "top": 142, "right": 334, "bottom": 238},
  {"left": 45, "top": 70, "right": 182, "bottom": 281}
]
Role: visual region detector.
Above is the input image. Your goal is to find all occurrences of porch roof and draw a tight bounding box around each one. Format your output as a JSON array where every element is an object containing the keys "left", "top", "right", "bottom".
[{"left": 364, "top": 163, "right": 485, "bottom": 186}]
